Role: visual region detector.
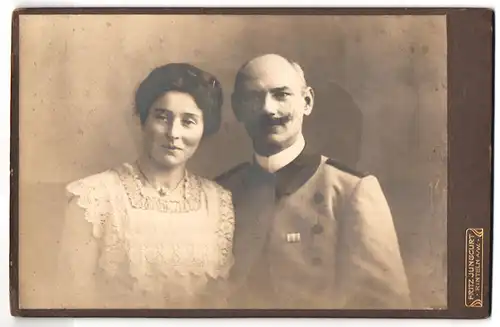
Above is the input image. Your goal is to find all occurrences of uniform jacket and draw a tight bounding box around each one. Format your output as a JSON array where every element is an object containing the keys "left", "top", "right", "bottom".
[{"left": 216, "top": 147, "right": 412, "bottom": 309}]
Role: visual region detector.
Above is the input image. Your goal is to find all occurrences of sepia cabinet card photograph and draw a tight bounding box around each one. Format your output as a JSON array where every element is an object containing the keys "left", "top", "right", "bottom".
[{"left": 10, "top": 8, "right": 493, "bottom": 318}]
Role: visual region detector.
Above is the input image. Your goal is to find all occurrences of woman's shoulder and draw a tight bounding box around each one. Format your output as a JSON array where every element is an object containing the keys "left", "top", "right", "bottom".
[
  {"left": 193, "top": 173, "right": 232, "bottom": 198},
  {"left": 193, "top": 173, "right": 234, "bottom": 219},
  {"left": 64, "top": 163, "right": 133, "bottom": 231},
  {"left": 65, "top": 163, "right": 131, "bottom": 199}
]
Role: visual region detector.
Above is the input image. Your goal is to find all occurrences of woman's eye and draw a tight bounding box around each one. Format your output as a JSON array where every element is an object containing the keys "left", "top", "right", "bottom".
[
  {"left": 182, "top": 119, "right": 197, "bottom": 127},
  {"left": 156, "top": 115, "right": 168, "bottom": 122}
]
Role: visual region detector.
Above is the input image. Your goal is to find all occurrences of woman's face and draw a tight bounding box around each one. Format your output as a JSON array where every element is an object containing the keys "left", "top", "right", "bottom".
[{"left": 142, "top": 91, "right": 204, "bottom": 169}]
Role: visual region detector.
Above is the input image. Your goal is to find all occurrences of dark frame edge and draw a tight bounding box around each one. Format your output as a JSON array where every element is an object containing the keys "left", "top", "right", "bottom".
[
  {"left": 7, "top": 308, "right": 484, "bottom": 319},
  {"left": 483, "top": 8, "right": 496, "bottom": 321},
  {"left": 447, "top": 8, "right": 495, "bottom": 320},
  {"left": 10, "top": 9, "right": 20, "bottom": 317},
  {"left": 486, "top": 7, "right": 495, "bottom": 320},
  {"left": 6, "top": 7, "right": 496, "bottom": 16}
]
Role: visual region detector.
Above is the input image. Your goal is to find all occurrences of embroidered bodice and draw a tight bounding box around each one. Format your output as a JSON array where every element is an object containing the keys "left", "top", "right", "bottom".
[{"left": 62, "top": 162, "right": 235, "bottom": 309}]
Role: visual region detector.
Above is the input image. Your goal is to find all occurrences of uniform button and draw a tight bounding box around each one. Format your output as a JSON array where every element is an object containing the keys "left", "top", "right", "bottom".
[
  {"left": 313, "top": 192, "right": 324, "bottom": 204},
  {"left": 312, "top": 257, "right": 322, "bottom": 266},
  {"left": 311, "top": 224, "right": 324, "bottom": 235}
]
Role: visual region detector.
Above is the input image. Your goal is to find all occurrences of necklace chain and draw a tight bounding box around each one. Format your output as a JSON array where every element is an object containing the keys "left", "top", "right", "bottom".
[
  {"left": 135, "top": 161, "right": 187, "bottom": 198},
  {"left": 116, "top": 162, "right": 202, "bottom": 212}
]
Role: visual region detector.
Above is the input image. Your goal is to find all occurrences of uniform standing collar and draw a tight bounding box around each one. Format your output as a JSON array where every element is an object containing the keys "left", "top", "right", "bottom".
[
  {"left": 254, "top": 134, "right": 306, "bottom": 173},
  {"left": 251, "top": 136, "right": 322, "bottom": 199}
]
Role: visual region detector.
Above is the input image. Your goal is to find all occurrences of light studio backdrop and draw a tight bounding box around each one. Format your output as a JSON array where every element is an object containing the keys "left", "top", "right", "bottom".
[{"left": 18, "top": 14, "right": 447, "bottom": 310}]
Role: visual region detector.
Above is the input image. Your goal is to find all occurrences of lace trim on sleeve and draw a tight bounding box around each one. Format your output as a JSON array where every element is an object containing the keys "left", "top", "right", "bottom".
[
  {"left": 65, "top": 172, "right": 113, "bottom": 239},
  {"left": 215, "top": 185, "right": 236, "bottom": 278}
]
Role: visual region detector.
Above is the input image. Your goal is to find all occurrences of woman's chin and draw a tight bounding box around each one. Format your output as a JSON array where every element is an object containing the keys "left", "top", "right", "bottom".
[
  {"left": 147, "top": 153, "right": 185, "bottom": 169},
  {"left": 161, "top": 159, "right": 183, "bottom": 169}
]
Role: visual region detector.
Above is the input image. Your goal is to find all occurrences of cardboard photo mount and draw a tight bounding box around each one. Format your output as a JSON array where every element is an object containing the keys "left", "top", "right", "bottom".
[{"left": 9, "top": 7, "right": 494, "bottom": 319}]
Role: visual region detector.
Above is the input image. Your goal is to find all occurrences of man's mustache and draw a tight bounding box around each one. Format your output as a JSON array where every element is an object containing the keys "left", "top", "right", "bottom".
[{"left": 259, "top": 114, "right": 292, "bottom": 126}]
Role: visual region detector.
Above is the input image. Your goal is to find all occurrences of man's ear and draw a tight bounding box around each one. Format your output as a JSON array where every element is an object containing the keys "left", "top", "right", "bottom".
[
  {"left": 231, "top": 92, "right": 244, "bottom": 122},
  {"left": 303, "top": 86, "right": 315, "bottom": 116}
]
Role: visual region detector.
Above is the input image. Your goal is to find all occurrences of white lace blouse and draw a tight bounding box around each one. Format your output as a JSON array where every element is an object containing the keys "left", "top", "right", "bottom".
[{"left": 56, "top": 162, "right": 235, "bottom": 309}]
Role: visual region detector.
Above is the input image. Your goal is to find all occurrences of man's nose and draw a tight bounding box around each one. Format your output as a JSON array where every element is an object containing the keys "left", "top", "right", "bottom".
[{"left": 260, "top": 93, "right": 279, "bottom": 115}]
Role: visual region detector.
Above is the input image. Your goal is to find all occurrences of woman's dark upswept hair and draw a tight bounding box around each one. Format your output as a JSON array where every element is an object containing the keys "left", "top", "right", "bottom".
[{"left": 135, "top": 63, "right": 224, "bottom": 137}]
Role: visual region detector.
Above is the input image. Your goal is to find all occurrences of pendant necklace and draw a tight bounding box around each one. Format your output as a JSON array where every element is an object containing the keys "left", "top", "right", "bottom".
[{"left": 135, "top": 162, "right": 186, "bottom": 198}]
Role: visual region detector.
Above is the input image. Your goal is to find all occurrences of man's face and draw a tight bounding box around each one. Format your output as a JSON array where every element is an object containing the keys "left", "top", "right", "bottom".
[{"left": 232, "top": 56, "right": 313, "bottom": 155}]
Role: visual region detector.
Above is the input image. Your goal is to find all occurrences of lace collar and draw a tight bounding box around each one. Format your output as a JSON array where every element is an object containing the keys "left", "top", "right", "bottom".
[{"left": 115, "top": 162, "right": 202, "bottom": 213}]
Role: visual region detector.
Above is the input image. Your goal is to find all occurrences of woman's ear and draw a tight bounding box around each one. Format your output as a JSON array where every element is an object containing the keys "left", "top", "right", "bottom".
[{"left": 303, "top": 86, "right": 315, "bottom": 116}]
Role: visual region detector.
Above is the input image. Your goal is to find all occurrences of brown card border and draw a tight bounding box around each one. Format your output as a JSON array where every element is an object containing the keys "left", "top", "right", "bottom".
[{"left": 9, "top": 7, "right": 495, "bottom": 319}]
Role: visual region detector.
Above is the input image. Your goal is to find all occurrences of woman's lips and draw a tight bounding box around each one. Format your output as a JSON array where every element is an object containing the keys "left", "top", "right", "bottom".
[{"left": 162, "top": 144, "right": 182, "bottom": 151}]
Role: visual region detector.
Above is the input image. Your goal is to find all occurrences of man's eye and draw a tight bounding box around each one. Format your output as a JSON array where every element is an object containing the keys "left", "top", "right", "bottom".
[
  {"left": 241, "top": 94, "right": 257, "bottom": 103},
  {"left": 274, "top": 91, "right": 291, "bottom": 99},
  {"left": 239, "top": 92, "right": 261, "bottom": 103}
]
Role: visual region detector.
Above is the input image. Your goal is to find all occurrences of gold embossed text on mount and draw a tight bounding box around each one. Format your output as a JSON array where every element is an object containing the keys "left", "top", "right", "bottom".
[{"left": 465, "top": 228, "right": 484, "bottom": 307}]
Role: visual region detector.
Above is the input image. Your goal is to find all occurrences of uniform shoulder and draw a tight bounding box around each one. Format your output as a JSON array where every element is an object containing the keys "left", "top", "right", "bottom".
[
  {"left": 323, "top": 157, "right": 370, "bottom": 179},
  {"left": 321, "top": 157, "right": 376, "bottom": 197},
  {"left": 214, "top": 162, "right": 251, "bottom": 184}
]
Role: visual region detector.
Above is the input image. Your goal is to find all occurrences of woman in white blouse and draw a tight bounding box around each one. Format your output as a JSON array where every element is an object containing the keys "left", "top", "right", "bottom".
[{"left": 56, "top": 63, "right": 235, "bottom": 309}]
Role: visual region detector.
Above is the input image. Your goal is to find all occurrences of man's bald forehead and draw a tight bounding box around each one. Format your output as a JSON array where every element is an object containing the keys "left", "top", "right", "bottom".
[{"left": 234, "top": 54, "right": 307, "bottom": 91}]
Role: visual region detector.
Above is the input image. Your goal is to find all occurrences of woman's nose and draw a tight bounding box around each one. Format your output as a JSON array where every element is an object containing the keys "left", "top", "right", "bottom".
[{"left": 166, "top": 120, "right": 181, "bottom": 139}]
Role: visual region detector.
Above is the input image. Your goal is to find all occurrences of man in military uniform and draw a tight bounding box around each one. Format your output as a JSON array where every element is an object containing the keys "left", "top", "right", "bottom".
[{"left": 216, "top": 54, "right": 412, "bottom": 309}]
